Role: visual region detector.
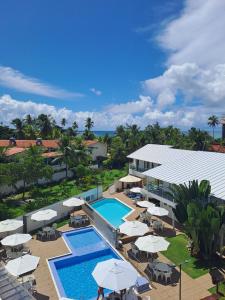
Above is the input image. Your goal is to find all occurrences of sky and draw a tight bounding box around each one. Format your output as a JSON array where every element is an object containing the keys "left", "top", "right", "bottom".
[{"left": 0, "top": 0, "right": 225, "bottom": 130}]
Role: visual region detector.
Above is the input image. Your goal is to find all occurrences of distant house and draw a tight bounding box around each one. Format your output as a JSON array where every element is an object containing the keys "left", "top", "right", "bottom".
[
  {"left": 0, "top": 138, "right": 107, "bottom": 165},
  {"left": 210, "top": 144, "right": 225, "bottom": 153},
  {"left": 83, "top": 140, "right": 107, "bottom": 162}
]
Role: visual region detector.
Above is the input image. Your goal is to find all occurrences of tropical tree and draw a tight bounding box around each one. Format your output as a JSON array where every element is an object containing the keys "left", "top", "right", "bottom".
[
  {"left": 61, "top": 118, "right": 67, "bottom": 128},
  {"left": 83, "top": 117, "right": 95, "bottom": 140},
  {"left": 7, "top": 146, "right": 53, "bottom": 199},
  {"left": 36, "top": 114, "right": 54, "bottom": 138},
  {"left": 11, "top": 118, "right": 24, "bottom": 139},
  {"left": 72, "top": 121, "right": 79, "bottom": 136},
  {"left": 59, "top": 136, "right": 90, "bottom": 177},
  {"left": 168, "top": 180, "right": 224, "bottom": 259},
  {"left": 208, "top": 115, "right": 219, "bottom": 139}
]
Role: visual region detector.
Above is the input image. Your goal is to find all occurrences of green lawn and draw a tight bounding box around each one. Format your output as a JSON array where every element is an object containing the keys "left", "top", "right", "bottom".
[
  {"left": 209, "top": 283, "right": 225, "bottom": 299},
  {"left": 2, "top": 167, "right": 127, "bottom": 219},
  {"left": 161, "top": 234, "right": 209, "bottom": 279}
]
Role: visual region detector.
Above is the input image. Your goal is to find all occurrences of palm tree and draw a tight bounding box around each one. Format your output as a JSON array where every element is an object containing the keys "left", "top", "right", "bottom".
[
  {"left": 168, "top": 180, "right": 223, "bottom": 258},
  {"left": 61, "top": 118, "right": 67, "bottom": 128},
  {"left": 11, "top": 118, "right": 24, "bottom": 139},
  {"left": 83, "top": 117, "right": 95, "bottom": 140},
  {"left": 37, "top": 114, "right": 53, "bottom": 138},
  {"left": 208, "top": 115, "right": 219, "bottom": 139}
]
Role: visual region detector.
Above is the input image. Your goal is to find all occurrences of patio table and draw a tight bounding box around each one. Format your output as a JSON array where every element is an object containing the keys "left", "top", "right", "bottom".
[{"left": 154, "top": 262, "right": 171, "bottom": 273}]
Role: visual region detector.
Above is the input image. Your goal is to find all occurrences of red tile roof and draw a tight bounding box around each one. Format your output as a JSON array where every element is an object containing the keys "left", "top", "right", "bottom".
[
  {"left": 5, "top": 148, "right": 26, "bottom": 156},
  {"left": 42, "top": 151, "right": 62, "bottom": 158},
  {"left": 83, "top": 140, "right": 98, "bottom": 146},
  {"left": 210, "top": 144, "right": 225, "bottom": 153},
  {"left": 0, "top": 140, "right": 59, "bottom": 148}
]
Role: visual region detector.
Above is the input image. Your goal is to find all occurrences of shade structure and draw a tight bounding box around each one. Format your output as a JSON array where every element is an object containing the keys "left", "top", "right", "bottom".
[
  {"left": 147, "top": 206, "right": 169, "bottom": 217},
  {"left": 130, "top": 187, "right": 142, "bottom": 194},
  {"left": 119, "top": 175, "right": 142, "bottom": 183},
  {"left": 119, "top": 221, "right": 149, "bottom": 237},
  {"left": 92, "top": 258, "right": 138, "bottom": 291},
  {"left": 135, "top": 235, "right": 169, "bottom": 253},
  {"left": 136, "top": 201, "right": 155, "bottom": 208},
  {"left": 1, "top": 233, "right": 32, "bottom": 247},
  {"left": 63, "top": 197, "right": 85, "bottom": 207},
  {"left": 0, "top": 219, "right": 23, "bottom": 233},
  {"left": 31, "top": 209, "right": 57, "bottom": 221},
  {"left": 5, "top": 254, "right": 40, "bottom": 276}
]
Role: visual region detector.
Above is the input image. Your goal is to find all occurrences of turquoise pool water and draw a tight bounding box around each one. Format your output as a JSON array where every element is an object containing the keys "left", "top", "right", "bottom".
[
  {"left": 49, "top": 227, "right": 122, "bottom": 300},
  {"left": 91, "top": 198, "right": 132, "bottom": 228}
]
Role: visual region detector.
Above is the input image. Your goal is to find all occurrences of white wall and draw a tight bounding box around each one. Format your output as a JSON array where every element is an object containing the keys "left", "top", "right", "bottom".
[
  {"left": 88, "top": 142, "right": 107, "bottom": 161},
  {"left": 22, "top": 186, "right": 102, "bottom": 233},
  {"left": 0, "top": 170, "right": 73, "bottom": 196}
]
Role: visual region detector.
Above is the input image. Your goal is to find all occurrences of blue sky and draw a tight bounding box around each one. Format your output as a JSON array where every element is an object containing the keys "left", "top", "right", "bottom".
[{"left": 0, "top": 0, "right": 225, "bottom": 129}]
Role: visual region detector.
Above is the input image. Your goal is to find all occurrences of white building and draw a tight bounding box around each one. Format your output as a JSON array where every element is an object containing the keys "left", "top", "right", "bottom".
[
  {"left": 128, "top": 144, "right": 225, "bottom": 218},
  {"left": 84, "top": 140, "right": 107, "bottom": 162}
]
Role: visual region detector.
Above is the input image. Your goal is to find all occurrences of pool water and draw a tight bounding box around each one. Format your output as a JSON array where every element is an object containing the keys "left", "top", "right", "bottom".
[
  {"left": 64, "top": 228, "right": 107, "bottom": 255},
  {"left": 56, "top": 250, "right": 117, "bottom": 299},
  {"left": 48, "top": 227, "right": 122, "bottom": 300},
  {"left": 91, "top": 198, "right": 132, "bottom": 228}
]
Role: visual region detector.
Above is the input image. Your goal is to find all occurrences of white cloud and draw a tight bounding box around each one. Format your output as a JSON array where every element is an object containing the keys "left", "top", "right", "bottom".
[
  {"left": 158, "top": 0, "right": 225, "bottom": 67},
  {"left": 106, "top": 95, "right": 153, "bottom": 114},
  {"left": 0, "top": 94, "right": 218, "bottom": 130},
  {"left": 0, "top": 66, "right": 84, "bottom": 99},
  {"left": 143, "top": 63, "right": 225, "bottom": 109},
  {"left": 90, "top": 88, "right": 102, "bottom": 96}
]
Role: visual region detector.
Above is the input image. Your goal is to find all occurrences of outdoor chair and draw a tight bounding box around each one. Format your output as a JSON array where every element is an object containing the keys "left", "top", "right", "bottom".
[
  {"left": 161, "top": 271, "right": 172, "bottom": 284},
  {"left": 130, "top": 244, "right": 140, "bottom": 261},
  {"left": 47, "top": 229, "right": 56, "bottom": 239},
  {"left": 52, "top": 223, "right": 57, "bottom": 230},
  {"left": 36, "top": 231, "right": 46, "bottom": 241},
  {"left": 153, "top": 269, "right": 161, "bottom": 282}
]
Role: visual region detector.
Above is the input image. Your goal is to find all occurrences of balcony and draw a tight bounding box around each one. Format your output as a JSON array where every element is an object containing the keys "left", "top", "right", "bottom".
[
  {"left": 129, "top": 164, "right": 149, "bottom": 173},
  {"left": 144, "top": 183, "right": 174, "bottom": 202}
]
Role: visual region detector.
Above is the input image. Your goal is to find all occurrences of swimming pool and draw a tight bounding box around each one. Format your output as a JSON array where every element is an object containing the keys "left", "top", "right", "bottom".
[
  {"left": 48, "top": 227, "right": 123, "bottom": 299},
  {"left": 91, "top": 198, "right": 133, "bottom": 228}
]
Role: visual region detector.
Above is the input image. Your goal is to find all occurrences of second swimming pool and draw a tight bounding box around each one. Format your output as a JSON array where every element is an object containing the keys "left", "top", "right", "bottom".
[{"left": 90, "top": 197, "right": 132, "bottom": 228}]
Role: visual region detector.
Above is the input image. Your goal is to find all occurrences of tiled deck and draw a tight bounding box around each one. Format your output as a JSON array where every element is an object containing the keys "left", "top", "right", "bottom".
[{"left": 27, "top": 192, "right": 214, "bottom": 300}]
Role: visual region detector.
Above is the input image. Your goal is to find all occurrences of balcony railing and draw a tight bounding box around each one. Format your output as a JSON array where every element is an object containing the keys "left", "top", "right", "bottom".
[
  {"left": 129, "top": 164, "right": 149, "bottom": 172},
  {"left": 144, "top": 184, "right": 174, "bottom": 202}
]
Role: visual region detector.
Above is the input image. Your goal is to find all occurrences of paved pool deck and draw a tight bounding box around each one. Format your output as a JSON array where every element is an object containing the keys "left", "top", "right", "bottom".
[{"left": 27, "top": 192, "right": 214, "bottom": 300}]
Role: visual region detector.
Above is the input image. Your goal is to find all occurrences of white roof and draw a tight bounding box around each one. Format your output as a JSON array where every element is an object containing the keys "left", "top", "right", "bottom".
[
  {"left": 142, "top": 148, "right": 225, "bottom": 200},
  {"left": 127, "top": 144, "right": 193, "bottom": 164}
]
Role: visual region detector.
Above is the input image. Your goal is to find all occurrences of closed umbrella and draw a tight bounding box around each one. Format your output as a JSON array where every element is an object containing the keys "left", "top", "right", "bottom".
[
  {"left": 63, "top": 198, "right": 84, "bottom": 207},
  {"left": 0, "top": 219, "right": 23, "bottom": 233},
  {"left": 92, "top": 258, "right": 138, "bottom": 291},
  {"left": 5, "top": 254, "right": 40, "bottom": 276},
  {"left": 147, "top": 206, "right": 169, "bottom": 217},
  {"left": 136, "top": 201, "right": 155, "bottom": 208},
  {"left": 119, "top": 221, "right": 149, "bottom": 237},
  {"left": 31, "top": 209, "right": 57, "bottom": 222},
  {"left": 1, "top": 234, "right": 32, "bottom": 247},
  {"left": 130, "top": 187, "right": 142, "bottom": 194},
  {"left": 135, "top": 235, "right": 169, "bottom": 253}
]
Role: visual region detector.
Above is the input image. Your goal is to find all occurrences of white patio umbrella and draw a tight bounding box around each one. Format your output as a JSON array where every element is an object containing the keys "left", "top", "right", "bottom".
[
  {"left": 135, "top": 235, "right": 169, "bottom": 253},
  {"left": 5, "top": 254, "right": 40, "bottom": 276},
  {"left": 63, "top": 197, "right": 85, "bottom": 207},
  {"left": 147, "top": 206, "right": 169, "bottom": 217},
  {"left": 130, "top": 187, "right": 142, "bottom": 194},
  {"left": 136, "top": 201, "right": 155, "bottom": 208},
  {"left": 1, "top": 233, "right": 32, "bottom": 247},
  {"left": 0, "top": 219, "right": 23, "bottom": 233},
  {"left": 119, "top": 221, "right": 149, "bottom": 237},
  {"left": 31, "top": 209, "right": 57, "bottom": 222},
  {"left": 92, "top": 258, "right": 138, "bottom": 291}
]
